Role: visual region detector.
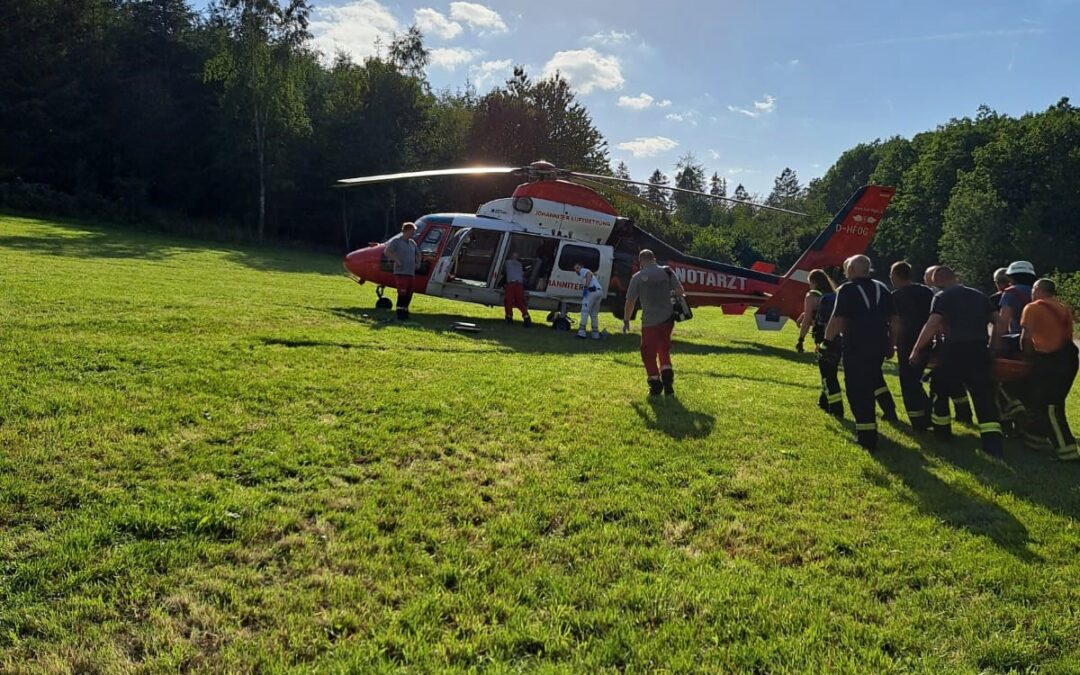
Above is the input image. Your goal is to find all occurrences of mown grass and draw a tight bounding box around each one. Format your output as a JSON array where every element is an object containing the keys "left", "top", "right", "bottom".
[{"left": 1, "top": 213, "right": 1079, "bottom": 673}]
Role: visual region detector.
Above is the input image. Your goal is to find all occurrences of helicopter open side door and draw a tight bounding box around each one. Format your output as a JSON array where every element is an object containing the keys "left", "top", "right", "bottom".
[
  {"left": 545, "top": 241, "right": 614, "bottom": 304},
  {"left": 426, "top": 227, "right": 506, "bottom": 306}
]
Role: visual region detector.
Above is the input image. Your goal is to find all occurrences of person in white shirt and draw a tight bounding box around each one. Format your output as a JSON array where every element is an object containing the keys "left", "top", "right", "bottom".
[{"left": 574, "top": 263, "right": 603, "bottom": 339}]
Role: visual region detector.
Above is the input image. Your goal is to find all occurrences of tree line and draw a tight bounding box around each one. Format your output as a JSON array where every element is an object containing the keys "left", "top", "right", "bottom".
[
  {"left": 2, "top": 2, "right": 1078, "bottom": 305},
  {"left": 0, "top": 0, "right": 608, "bottom": 248}
]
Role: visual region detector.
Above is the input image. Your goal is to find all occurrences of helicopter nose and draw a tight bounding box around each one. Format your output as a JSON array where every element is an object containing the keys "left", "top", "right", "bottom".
[{"left": 344, "top": 246, "right": 382, "bottom": 282}]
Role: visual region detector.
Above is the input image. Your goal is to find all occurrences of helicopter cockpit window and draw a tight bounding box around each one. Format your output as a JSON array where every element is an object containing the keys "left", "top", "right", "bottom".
[
  {"left": 513, "top": 197, "right": 533, "bottom": 213},
  {"left": 419, "top": 227, "right": 444, "bottom": 254},
  {"left": 557, "top": 245, "right": 601, "bottom": 273}
]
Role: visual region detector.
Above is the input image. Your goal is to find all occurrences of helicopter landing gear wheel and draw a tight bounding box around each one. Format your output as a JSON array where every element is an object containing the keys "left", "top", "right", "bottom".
[
  {"left": 552, "top": 317, "right": 571, "bottom": 331},
  {"left": 375, "top": 285, "right": 393, "bottom": 310}
]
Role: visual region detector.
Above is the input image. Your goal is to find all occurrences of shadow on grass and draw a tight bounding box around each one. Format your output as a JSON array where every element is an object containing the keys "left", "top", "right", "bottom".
[
  {"left": 932, "top": 438, "right": 1080, "bottom": 522},
  {"left": 879, "top": 413, "right": 1080, "bottom": 522},
  {"left": 871, "top": 436, "right": 1040, "bottom": 561},
  {"left": 630, "top": 396, "right": 715, "bottom": 440},
  {"left": 258, "top": 336, "right": 497, "bottom": 355},
  {"left": 0, "top": 217, "right": 342, "bottom": 275},
  {"left": 329, "top": 308, "right": 810, "bottom": 363}
]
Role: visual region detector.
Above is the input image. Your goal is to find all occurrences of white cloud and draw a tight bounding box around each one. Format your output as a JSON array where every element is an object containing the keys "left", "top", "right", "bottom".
[
  {"left": 470, "top": 58, "right": 513, "bottom": 90},
  {"left": 728, "top": 94, "right": 776, "bottom": 118},
  {"left": 584, "top": 30, "right": 634, "bottom": 46},
  {"left": 542, "top": 48, "right": 624, "bottom": 94},
  {"left": 708, "top": 149, "right": 721, "bottom": 160},
  {"left": 429, "top": 47, "right": 482, "bottom": 70},
  {"left": 311, "top": 0, "right": 400, "bottom": 63},
  {"left": 415, "top": 8, "right": 462, "bottom": 39},
  {"left": 788, "top": 58, "right": 800, "bottom": 67},
  {"left": 665, "top": 111, "right": 698, "bottom": 126},
  {"left": 617, "top": 92, "right": 656, "bottom": 110},
  {"left": 656, "top": 99, "right": 672, "bottom": 107},
  {"left": 615, "top": 136, "right": 678, "bottom": 158},
  {"left": 449, "top": 2, "right": 508, "bottom": 34}
]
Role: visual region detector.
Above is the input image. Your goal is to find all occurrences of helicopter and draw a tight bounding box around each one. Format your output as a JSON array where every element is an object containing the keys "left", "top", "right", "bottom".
[{"left": 338, "top": 161, "right": 896, "bottom": 330}]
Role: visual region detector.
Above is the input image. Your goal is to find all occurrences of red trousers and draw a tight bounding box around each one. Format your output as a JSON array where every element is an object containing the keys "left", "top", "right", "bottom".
[
  {"left": 641, "top": 320, "right": 674, "bottom": 378},
  {"left": 504, "top": 281, "right": 530, "bottom": 318},
  {"left": 394, "top": 274, "right": 414, "bottom": 308}
]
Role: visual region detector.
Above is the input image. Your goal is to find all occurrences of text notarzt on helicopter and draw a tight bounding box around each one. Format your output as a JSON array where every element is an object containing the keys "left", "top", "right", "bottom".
[{"left": 670, "top": 266, "right": 748, "bottom": 291}]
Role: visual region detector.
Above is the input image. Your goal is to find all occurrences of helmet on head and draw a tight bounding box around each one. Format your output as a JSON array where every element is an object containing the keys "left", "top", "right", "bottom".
[{"left": 1006, "top": 260, "right": 1035, "bottom": 277}]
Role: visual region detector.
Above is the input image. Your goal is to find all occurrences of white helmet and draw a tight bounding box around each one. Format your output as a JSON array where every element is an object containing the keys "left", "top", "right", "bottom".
[{"left": 1006, "top": 260, "right": 1036, "bottom": 276}]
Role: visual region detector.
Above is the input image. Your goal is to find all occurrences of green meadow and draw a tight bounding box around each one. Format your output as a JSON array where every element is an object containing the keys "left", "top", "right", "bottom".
[{"left": 1, "top": 214, "right": 1079, "bottom": 673}]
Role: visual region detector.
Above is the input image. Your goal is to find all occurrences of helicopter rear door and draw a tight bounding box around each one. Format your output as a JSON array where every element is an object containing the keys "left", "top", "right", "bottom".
[{"left": 546, "top": 241, "right": 613, "bottom": 302}]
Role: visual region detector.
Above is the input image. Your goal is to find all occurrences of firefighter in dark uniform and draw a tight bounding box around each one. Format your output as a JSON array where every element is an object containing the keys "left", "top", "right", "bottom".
[
  {"left": 822, "top": 255, "right": 898, "bottom": 450},
  {"left": 910, "top": 266, "right": 1004, "bottom": 457},
  {"left": 923, "top": 265, "right": 974, "bottom": 424},
  {"left": 890, "top": 261, "right": 934, "bottom": 430},
  {"left": 797, "top": 270, "right": 844, "bottom": 417}
]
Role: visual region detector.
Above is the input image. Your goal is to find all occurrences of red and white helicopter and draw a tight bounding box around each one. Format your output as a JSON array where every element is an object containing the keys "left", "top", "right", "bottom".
[{"left": 338, "top": 161, "right": 895, "bottom": 330}]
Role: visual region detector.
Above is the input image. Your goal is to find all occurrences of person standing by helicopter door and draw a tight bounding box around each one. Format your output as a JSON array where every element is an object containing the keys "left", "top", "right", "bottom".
[
  {"left": 385, "top": 221, "right": 421, "bottom": 320},
  {"left": 502, "top": 251, "right": 532, "bottom": 327},
  {"left": 574, "top": 262, "right": 603, "bottom": 339}
]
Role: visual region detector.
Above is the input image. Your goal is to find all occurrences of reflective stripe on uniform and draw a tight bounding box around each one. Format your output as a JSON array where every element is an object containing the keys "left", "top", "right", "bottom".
[
  {"left": 874, "top": 387, "right": 889, "bottom": 397},
  {"left": 1023, "top": 433, "right": 1052, "bottom": 450},
  {"left": 1049, "top": 405, "right": 1068, "bottom": 451},
  {"left": 951, "top": 396, "right": 969, "bottom": 405},
  {"left": 978, "top": 422, "right": 1002, "bottom": 435},
  {"left": 1058, "top": 444, "right": 1080, "bottom": 461},
  {"left": 855, "top": 422, "right": 877, "bottom": 431},
  {"left": 827, "top": 393, "right": 843, "bottom": 404},
  {"left": 932, "top": 414, "right": 952, "bottom": 426},
  {"left": 907, "top": 410, "right": 926, "bottom": 418}
]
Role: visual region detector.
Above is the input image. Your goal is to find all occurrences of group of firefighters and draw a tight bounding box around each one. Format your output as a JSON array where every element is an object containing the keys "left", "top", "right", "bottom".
[{"left": 797, "top": 255, "right": 1078, "bottom": 460}]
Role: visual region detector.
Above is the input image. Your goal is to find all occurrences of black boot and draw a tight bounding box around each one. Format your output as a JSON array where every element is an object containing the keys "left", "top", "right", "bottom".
[
  {"left": 505, "top": 316, "right": 513, "bottom": 325},
  {"left": 523, "top": 316, "right": 532, "bottom": 328},
  {"left": 648, "top": 379, "right": 663, "bottom": 397},
  {"left": 661, "top": 369, "right": 675, "bottom": 396},
  {"left": 396, "top": 308, "right": 407, "bottom": 320},
  {"left": 855, "top": 430, "right": 878, "bottom": 451}
]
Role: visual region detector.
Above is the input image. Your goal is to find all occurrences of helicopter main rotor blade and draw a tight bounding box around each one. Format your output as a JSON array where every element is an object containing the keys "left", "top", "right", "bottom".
[
  {"left": 565, "top": 175, "right": 669, "bottom": 213},
  {"left": 336, "top": 166, "right": 520, "bottom": 187},
  {"left": 570, "top": 172, "right": 809, "bottom": 217}
]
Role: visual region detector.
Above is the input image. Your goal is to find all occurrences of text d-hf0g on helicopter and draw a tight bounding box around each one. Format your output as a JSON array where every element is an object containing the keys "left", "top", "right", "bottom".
[{"left": 338, "top": 161, "right": 896, "bottom": 330}]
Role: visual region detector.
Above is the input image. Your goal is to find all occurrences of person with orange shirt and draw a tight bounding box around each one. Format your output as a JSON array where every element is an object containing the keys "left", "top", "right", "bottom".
[{"left": 1020, "top": 279, "right": 1078, "bottom": 461}]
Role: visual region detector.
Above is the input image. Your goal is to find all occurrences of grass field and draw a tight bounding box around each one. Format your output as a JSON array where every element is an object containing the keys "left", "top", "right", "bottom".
[{"left": 2, "top": 213, "right": 1080, "bottom": 673}]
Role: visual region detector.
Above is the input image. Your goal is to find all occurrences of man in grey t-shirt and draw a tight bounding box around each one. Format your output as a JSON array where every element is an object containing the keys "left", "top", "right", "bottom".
[
  {"left": 384, "top": 222, "right": 421, "bottom": 319},
  {"left": 623, "top": 249, "right": 685, "bottom": 397},
  {"left": 502, "top": 251, "right": 531, "bottom": 327}
]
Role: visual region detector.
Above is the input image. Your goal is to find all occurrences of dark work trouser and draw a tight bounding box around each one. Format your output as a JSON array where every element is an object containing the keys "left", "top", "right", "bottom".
[
  {"left": 897, "top": 347, "right": 930, "bottom": 428},
  {"left": 394, "top": 274, "right": 415, "bottom": 310},
  {"left": 817, "top": 353, "right": 843, "bottom": 416},
  {"left": 843, "top": 352, "right": 885, "bottom": 448},
  {"left": 1029, "top": 344, "right": 1079, "bottom": 460},
  {"left": 874, "top": 370, "right": 897, "bottom": 418},
  {"left": 931, "top": 342, "right": 1003, "bottom": 455}
]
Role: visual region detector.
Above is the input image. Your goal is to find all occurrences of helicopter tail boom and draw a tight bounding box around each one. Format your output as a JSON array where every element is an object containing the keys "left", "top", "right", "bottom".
[{"left": 753, "top": 185, "right": 897, "bottom": 331}]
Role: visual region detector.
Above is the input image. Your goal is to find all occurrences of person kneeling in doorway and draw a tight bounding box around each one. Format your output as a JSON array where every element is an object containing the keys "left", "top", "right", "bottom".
[{"left": 623, "top": 249, "right": 686, "bottom": 397}]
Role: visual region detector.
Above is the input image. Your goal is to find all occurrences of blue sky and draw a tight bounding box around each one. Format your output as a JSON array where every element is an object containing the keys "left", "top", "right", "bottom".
[{"left": 202, "top": 0, "right": 1078, "bottom": 195}]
